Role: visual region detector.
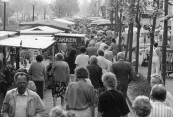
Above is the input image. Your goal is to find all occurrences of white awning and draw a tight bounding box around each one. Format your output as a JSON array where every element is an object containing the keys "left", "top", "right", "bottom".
[
  {"left": 0, "top": 36, "right": 56, "bottom": 50},
  {"left": 54, "top": 18, "right": 75, "bottom": 25},
  {"left": 55, "top": 33, "right": 85, "bottom": 37}
]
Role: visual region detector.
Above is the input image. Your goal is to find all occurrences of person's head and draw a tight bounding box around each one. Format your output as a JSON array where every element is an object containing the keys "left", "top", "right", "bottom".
[
  {"left": 49, "top": 106, "right": 75, "bottom": 117},
  {"left": 102, "top": 72, "right": 117, "bottom": 90},
  {"left": 68, "top": 49, "right": 76, "bottom": 57},
  {"left": 97, "top": 49, "right": 104, "bottom": 56},
  {"left": 89, "top": 55, "right": 98, "bottom": 64},
  {"left": 150, "top": 73, "right": 163, "bottom": 87},
  {"left": 153, "top": 42, "right": 158, "bottom": 47},
  {"left": 132, "top": 95, "right": 152, "bottom": 117},
  {"left": 103, "top": 45, "right": 108, "bottom": 50},
  {"left": 117, "top": 52, "right": 125, "bottom": 60},
  {"left": 14, "top": 69, "right": 29, "bottom": 95},
  {"left": 80, "top": 46, "right": 86, "bottom": 53},
  {"left": 150, "top": 84, "right": 167, "bottom": 102},
  {"left": 55, "top": 53, "right": 64, "bottom": 61},
  {"left": 75, "top": 66, "right": 89, "bottom": 79},
  {"left": 36, "top": 55, "right": 43, "bottom": 62},
  {"left": 112, "top": 38, "right": 116, "bottom": 43}
]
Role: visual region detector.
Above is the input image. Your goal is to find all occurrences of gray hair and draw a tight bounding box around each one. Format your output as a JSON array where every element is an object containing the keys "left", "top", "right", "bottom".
[
  {"left": 150, "top": 73, "right": 163, "bottom": 84},
  {"left": 55, "top": 53, "right": 64, "bottom": 61},
  {"left": 90, "top": 55, "right": 98, "bottom": 64},
  {"left": 75, "top": 66, "right": 89, "bottom": 79},
  {"left": 117, "top": 52, "right": 124, "bottom": 60},
  {"left": 132, "top": 95, "right": 152, "bottom": 117},
  {"left": 102, "top": 72, "right": 117, "bottom": 89}
]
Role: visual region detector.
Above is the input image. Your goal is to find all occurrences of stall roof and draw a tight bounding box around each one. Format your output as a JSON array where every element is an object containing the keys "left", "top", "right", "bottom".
[
  {"left": 54, "top": 33, "right": 85, "bottom": 37},
  {"left": 53, "top": 18, "right": 75, "bottom": 25},
  {"left": 0, "top": 36, "right": 55, "bottom": 50},
  {"left": 0, "top": 31, "right": 18, "bottom": 37},
  {"left": 20, "top": 26, "right": 64, "bottom": 35},
  {"left": 20, "top": 20, "right": 70, "bottom": 30}
]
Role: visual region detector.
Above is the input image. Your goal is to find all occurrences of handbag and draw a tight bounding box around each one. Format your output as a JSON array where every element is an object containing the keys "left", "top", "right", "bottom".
[
  {"left": 108, "top": 90, "right": 123, "bottom": 117},
  {"left": 46, "top": 75, "right": 56, "bottom": 89}
]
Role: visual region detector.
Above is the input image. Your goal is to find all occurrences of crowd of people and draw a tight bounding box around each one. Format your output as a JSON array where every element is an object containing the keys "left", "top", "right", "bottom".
[{"left": 1, "top": 25, "right": 173, "bottom": 117}]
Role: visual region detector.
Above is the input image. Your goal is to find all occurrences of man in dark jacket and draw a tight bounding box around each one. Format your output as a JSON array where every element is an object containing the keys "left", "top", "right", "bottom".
[
  {"left": 87, "top": 56, "right": 103, "bottom": 95},
  {"left": 111, "top": 52, "right": 133, "bottom": 97}
]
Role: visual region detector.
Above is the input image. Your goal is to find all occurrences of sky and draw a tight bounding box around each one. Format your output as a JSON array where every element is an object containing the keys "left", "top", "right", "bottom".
[{"left": 43, "top": 0, "right": 91, "bottom": 4}]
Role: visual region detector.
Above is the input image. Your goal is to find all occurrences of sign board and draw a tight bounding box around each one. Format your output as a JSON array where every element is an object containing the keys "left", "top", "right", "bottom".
[{"left": 55, "top": 36, "right": 81, "bottom": 43}]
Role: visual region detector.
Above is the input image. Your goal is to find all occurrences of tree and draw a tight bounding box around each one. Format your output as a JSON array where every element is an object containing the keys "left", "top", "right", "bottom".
[{"left": 51, "top": 0, "right": 80, "bottom": 18}]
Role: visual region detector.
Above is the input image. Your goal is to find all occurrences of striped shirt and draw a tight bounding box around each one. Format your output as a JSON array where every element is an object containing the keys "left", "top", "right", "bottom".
[{"left": 149, "top": 101, "right": 173, "bottom": 117}]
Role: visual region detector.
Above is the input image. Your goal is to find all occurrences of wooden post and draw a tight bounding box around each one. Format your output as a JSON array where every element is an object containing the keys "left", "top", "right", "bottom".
[{"left": 16, "top": 48, "right": 20, "bottom": 69}]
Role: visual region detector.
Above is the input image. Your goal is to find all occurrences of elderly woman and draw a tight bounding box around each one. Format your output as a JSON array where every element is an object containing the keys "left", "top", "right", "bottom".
[
  {"left": 65, "top": 66, "right": 97, "bottom": 117},
  {"left": 150, "top": 84, "right": 173, "bottom": 117},
  {"left": 29, "top": 55, "right": 47, "bottom": 99},
  {"left": 150, "top": 73, "right": 173, "bottom": 108},
  {"left": 51, "top": 53, "right": 70, "bottom": 107},
  {"left": 132, "top": 95, "right": 152, "bottom": 117},
  {"left": 86, "top": 55, "right": 103, "bottom": 90},
  {"left": 97, "top": 72, "right": 130, "bottom": 117}
]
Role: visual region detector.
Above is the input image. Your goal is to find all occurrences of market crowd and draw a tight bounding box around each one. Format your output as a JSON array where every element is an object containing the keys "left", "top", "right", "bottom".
[{"left": 1, "top": 25, "right": 173, "bottom": 117}]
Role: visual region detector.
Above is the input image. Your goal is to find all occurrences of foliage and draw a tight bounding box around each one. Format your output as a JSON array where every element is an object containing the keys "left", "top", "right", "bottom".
[
  {"left": 0, "top": 65, "right": 15, "bottom": 93},
  {"left": 51, "top": 0, "right": 80, "bottom": 18}
]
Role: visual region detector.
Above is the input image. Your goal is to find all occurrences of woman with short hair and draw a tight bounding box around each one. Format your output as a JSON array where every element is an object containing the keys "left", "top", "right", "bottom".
[
  {"left": 97, "top": 72, "right": 130, "bottom": 117},
  {"left": 51, "top": 53, "right": 70, "bottom": 107},
  {"left": 65, "top": 66, "right": 97, "bottom": 117},
  {"left": 150, "top": 73, "right": 173, "bottom": 108},
  {"left": 29, "top": 55, "right": 46, "bottom": 99},
  {"left": 132, "top": 95, "right": 152, "bottom": 117}
]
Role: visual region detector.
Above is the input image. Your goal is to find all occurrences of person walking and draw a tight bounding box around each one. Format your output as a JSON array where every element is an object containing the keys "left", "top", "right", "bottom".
[
  {"left": 150, "top": 84, "right": 173, "bottom": 117},
  {"left": 97, "top": 49, "right": 109, "bottom": 74},
  {"left": 152, "top": 42, "right": 161, "bottom": 74},
  {"left": 111, "top": 52, "right": 133, "bottom": 97},
  {"left": 104, "top": 45, "right": 113, "bottom": 62},
  {"left": 29, "top": 55, "right": 47, "bottom": 99},
  {"left": 75, "top": 46, "right": 89, "bottom": 67},
  {"left": 1, "top": 69, "right": 46, "bottom": 117},
  {"left": 86, "top": 56, "right": 103, "bottom": 94},
  {"left": 97, "top": 72, "right": 130, "bottom": 117},
  {"left": 51, "top": 53, "right": 70, "bottom": 107},
  {"left": 65, "top": 49, "right": 77, "bottom": 82},
  {"left": 109, "top": 38, "right": 118, "bottom": 63},
  {"left": 65, "top": 66, "right": 97, "bottom": 117}
]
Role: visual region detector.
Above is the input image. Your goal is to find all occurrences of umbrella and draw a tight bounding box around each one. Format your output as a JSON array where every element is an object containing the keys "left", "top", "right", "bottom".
[{"left": 20, "top": 20, "right": 70, "bottom": 30}]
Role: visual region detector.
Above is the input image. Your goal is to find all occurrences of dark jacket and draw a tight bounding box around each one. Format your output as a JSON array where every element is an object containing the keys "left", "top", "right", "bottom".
[
  {"left": 87, "top": 63, "right": 103, "bottom": 89},
  {"left": 111, "top": 59, "right": 133, "bottom": 82},
  {"left": 65, "top": 56, "right": 76, "bottom": 74}
]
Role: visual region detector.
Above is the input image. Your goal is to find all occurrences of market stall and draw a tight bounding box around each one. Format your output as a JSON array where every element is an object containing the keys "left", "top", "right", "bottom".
[
  {"left": 20, "top": 26, "right": 64, "bottom": 35},
  {"left": 54, "top": 33, "right": 85, "bottom": 54},
  {"left": 0, "top": 36, "right": 56, "bottom": 69}
]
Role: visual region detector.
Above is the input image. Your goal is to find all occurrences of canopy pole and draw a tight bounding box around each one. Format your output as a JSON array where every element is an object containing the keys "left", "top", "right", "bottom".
[
  {"left": 52, "top": 45, "right": 55, "bottom": 66},
  {"left": 16, "top": 48, "right": 20, "bottom": 69}
]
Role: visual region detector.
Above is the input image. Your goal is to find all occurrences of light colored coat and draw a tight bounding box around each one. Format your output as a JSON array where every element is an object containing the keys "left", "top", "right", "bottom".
[{"left": 1, "top": 88, "right": 46, "bottom": 117}]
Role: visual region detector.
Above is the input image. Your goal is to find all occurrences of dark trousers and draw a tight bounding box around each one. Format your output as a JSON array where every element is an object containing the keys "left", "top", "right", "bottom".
[{"left": 34, "top": 81, "right": 44, "bottom": 99}]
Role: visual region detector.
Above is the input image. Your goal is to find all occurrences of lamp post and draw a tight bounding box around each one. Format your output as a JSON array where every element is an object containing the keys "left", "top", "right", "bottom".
[
  {"left": 1, "top": 0, "right": 9, "bottom": 30},
  {"left": 1, "top": 0, "right": 9, "bottom": 66},
  {"left": 44, "top": 7, "right": 46, "bottom": 20},
  {"left": 31, "top": 1, "right": 37, "bottom": 21}
]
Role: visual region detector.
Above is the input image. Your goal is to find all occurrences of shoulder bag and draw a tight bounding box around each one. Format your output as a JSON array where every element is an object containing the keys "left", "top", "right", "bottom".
[{"left": 108, "top": 90, "right": 123, "bottom": 117}]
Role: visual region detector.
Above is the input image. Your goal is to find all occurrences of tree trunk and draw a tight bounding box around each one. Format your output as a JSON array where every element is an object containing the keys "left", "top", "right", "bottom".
[
  {"left": 114, "top": 8, "right": 117, "bottom": 38},
  {"left": 162, "top": 0, "right": 168, "bottom": 85},
  {"left": 119, "top": 10, "right": 122, "bottom": 52},
  {"left": 135, "top": 0, "right": 141, "bottom": 73},
  {"left": 129, "top": 22, "right": 133, "bottom": 62},
  {"left": 125, "top": 24, "right": 131, "bottom": 60},
  {"left": 110, "top": 10, "right": 113, "bottom": 31},
  {"left": 147, "top": 0, "right": 157, "bottom": 83}
]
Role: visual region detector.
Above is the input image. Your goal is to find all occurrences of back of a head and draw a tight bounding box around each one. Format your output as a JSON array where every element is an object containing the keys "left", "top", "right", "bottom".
[
  {"left": 97, "top": 49, "right": 104, "bottom": 56},
  {"left": 69, "top": 49, "right": 76, "bottom": 57},
  {"left": 55, "top": 53, "right": 64, "bottom": 61},
  {"left": 75, "top": 66, "right": 89, "bottom": 79},
  {"left": 112, "top": 38, "right": 116, "bottom": 43},
  {"left": 80, "top": 46, "right": 86, "bottom": 53},
  {"left": 132, "top": 95, "right": 152, "bottom": 117},
  {"left": 150, "top": 84, "right": 167, "bottom": 102},
  {"left": 104, "top": 45, "right": 108, "bottom": 50},
  {"left": 36, "top": 55, "right": 43, "bottom": 62},
  {"left": 117, "top": 52, "right": 124, "bottom": 60}
]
